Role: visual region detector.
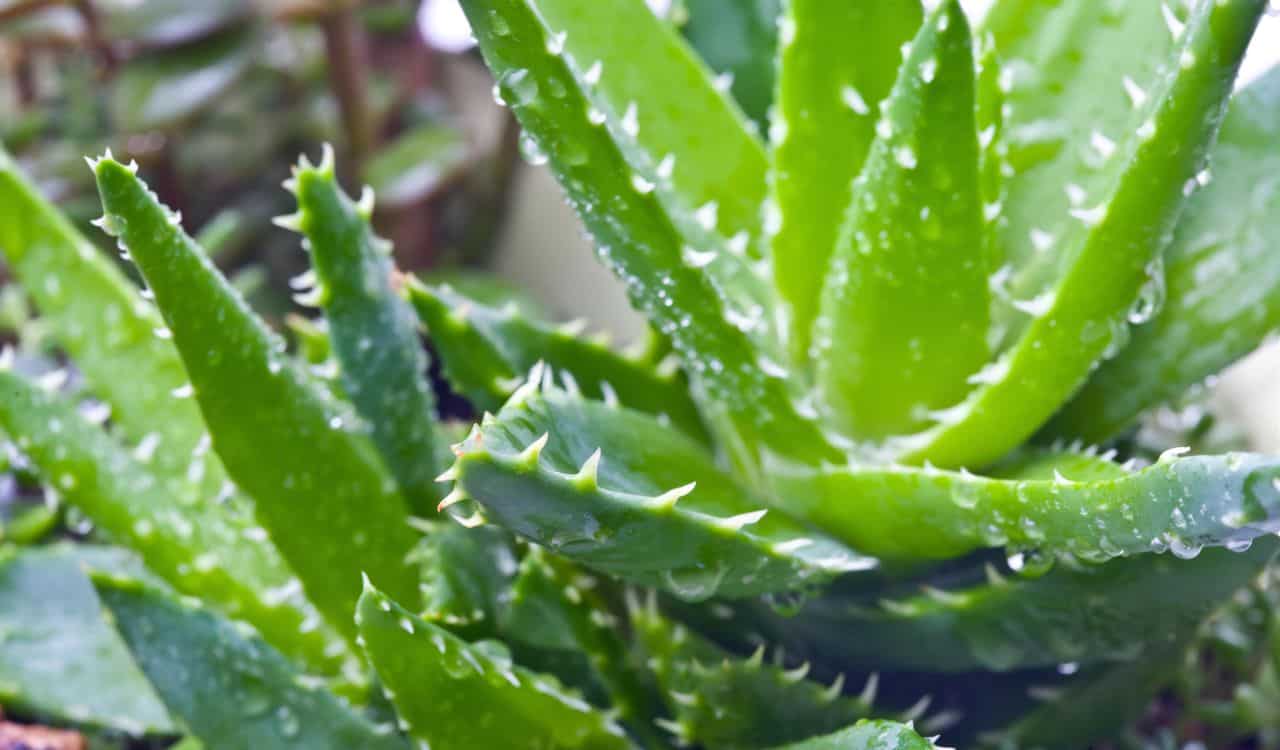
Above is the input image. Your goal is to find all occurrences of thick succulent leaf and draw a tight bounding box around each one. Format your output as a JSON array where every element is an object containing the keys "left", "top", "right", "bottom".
[
  {"left": 815, "top": 1, "right": 988, "bottom": 440},
  {"left": 0, "top": 544, "right": 172, "bottom": 735},
  {"left": 680, "top": 0, "right": 779, "bottom": 128},
  {"left": 770, "top": 0, "right": 922, "bottom": 364},
  {"left": 92, "top": 573, "right": 407, "bottom": 750},
  {"left": 503, "top": 549, "right": 665, "bottom": 739},
  {"left": 631, "top": 596, "right": 875, "bottom": 749},
  {"left": 752, "top": 537, "right": 1275, "bottom": 673},
  {"left": 444, "top": 376, "right": 874, "bottom": 601},
  {"left": 415, "top": 523, "right": 518, "bottom": 636},
  {"left": 355, "top": 580, "right": 632, "bottom": 750},
  {"left": 91, "top": 157, "right": 420, "bottom": 641},
  {"left": 0, "top": 148, "right": 225, "bottom": 497},
  {"left": 1049, "top": 64, "right": 1280, "bottom": 442},
  {"left": 459, "top": 0, "right": 833, "bottom": 474},
  {"left": 0, "top": 370, "right": 350, "bottom": 675},
  {"left": 897, "top": 0, "right": 1265, "bottom": 468},
  {"left": 770, "top": 720, "right": 936, "bottom": 750},
  {"left": 290, "top": 150, "right": 441, "bottom": 514},
  {"left": 407, "top": 278, "right": 706, "bottom": 441},
  {"left": 524, "top": 0, "right": 781, "bottom": 367},
  {"left": 771, "top": 443, "right": 1280, "bottom": 563},
  {"left": 111, "top": 29, "right": 255, "bottom": 132},
  {"left": 982, "top": 641, "right": 1187, "bottom": 750}
]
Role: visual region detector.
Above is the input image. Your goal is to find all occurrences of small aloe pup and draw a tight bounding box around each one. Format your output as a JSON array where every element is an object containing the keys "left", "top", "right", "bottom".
[{"left": 1, "top": 1, "right": 1280, "bottom": 749}]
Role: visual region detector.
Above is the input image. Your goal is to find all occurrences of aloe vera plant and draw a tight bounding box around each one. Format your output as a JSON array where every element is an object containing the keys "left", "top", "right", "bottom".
[{"left": 1, "top": 0, "right": 1280, "bottom": 748}]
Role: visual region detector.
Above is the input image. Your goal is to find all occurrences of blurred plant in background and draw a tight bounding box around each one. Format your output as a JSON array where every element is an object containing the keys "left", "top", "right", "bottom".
[{"left": 0, "top": 0, "right": 521, "bottom": 321}]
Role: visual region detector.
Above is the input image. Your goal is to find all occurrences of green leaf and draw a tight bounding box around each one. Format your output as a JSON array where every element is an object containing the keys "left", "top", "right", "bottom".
[
  {"left": 355, "top": 580, "right": 633, "bottom": 750},
  {"left": 0, "top": 544, "right": 173, "bottom": 736},
  {"left": 770, "top": 720, "right": 936, "bottom": 750},
  {"left": 503, "top": 549, "right": 664, "bottom": 739},
  {"left": 0, "top": 370, "right": 350, "bottom": 676},
  {"left": 407, "top": 278, "right": 707, "bottom": 441},
  {"left": 415, "top": 522, "right": 517, "bottom": 637},
  {"left": 749, "top": 537, "right": 1276, "bottom": 673},
  {"left": 111, "top": 29, "right": 255, "bottom": 132},
  {"left": 92, "top": 572, "right": 408, "bottom": 750},
  {"left": 91, "top": 156, "right": 421, "bottom": 643},
  {"left": 524, "top": 0, "right": 780, "bottom": 366},
  {"left": 363, "top": 124, "right": 470, "bottom": 210},
  {"left": 680, "top": 0, "right": 779, "bottom": 128},
  {"left": 459, "top": 0, "right": 834, "bottom": 474},
  {"left": 897, "top": 0, "right": 1266, "bottom": 468},
  {"left": 985, "top": 641, "right": 1187, "bottom": 750},
  {"left": 631, "top": 596, "right": 875, "bottom": 749},
  {"left": 289, "top": 149, "right": 441, "bottom": 514},
  {"left": 441, "top": 375, "right": 873, "bottom": 601},
  {"left": 1048, "top": 64, "right": 1280, "bottom": 442},
  {"left": 0, "top": 148, "right": 227, "bottom": 498},
  {"left": 770, "top": 0, "right": 921, "bottom": 365},
  {"left": 770, "top": 446, "right": 1280, "bottom": 564},
  {"left": 814, "top": 0, "right": 988, "bottom": 440}
]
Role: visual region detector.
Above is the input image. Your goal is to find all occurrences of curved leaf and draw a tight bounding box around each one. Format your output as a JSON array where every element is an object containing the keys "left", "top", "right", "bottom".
[
  {"left": 458, "top": 0, "right": 834, "bottom": 475},
  {"left": 93, "top": 573, "right": 408, "bottom": 750},
  {"left": 355, "top": 580, "right": 632, "bottom": 750},
  {"left": 0, "top": 370, "right": 349, "bottom": 675},
  {"left": 814, "top": 0, "right": 988, "bottom": 440},
  {"left": 111, "top": 29, "right": 255, "bottom": 132},
  {"left": 770, "top": 0, "right": 921, "bottom": 364},
  {"left": 0, "top": 148, "right": 227, "bottom": 498},
  {"left": 770, "top": 447, "right": 1280, "bottom": 563},
  {"left": 1049, "top": 64, "right": 1280, "bottom": 442},
  {"left": 289, "top": 150, "right": 441, "bottom": 514},
  {"left": 442, "top": 374, "right": 874, "bottom": 601},
  {"left": 896, "top": 0, "right": 1265, "bottom": 468},
  {"left": 91, "top": 156, "right": 420, "bottom": 642}
]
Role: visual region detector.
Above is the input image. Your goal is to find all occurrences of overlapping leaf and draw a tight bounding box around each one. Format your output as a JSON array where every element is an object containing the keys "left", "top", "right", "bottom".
[
  {"left": 91, "top": 156, "right": 420, "bottom": 641},
  {"left": 441, "top": 372, "right": 874, "bottom": 601}
]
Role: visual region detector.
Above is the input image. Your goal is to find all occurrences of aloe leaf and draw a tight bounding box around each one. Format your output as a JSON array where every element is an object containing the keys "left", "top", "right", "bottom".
[
  {"left": 1049, "top": 64, "right": 1280, "bottom": 442},
  {"left": 92, "top": 572, "right": 408, "bottom": 750},
  {"left": 523, "top": 0, "right": 780, "bottom": 366},
  {"left": 110, "top": 29, "right": 255, "bottom": 132},
  {"left": 770, "top": 720, "right": 936, "bottom": 750},
  {"left": 459, "top": 0, "right": 832, "bottom": 473},
  {"left": 0, "top": 370, "right": 351, "bottom": 675},
  {"left": 415, "top": 522, "right": 517, "bottom": 637},
  {"left": 407, "top": 278, "right": 707, "bottom": 441},
  {"left": 289, "top": 150, "right": 441, "bottom": 514},
  {"left": 0, "top": 544, "right": 173, "bottom": 736},
  {"left": 442, "top": 375, "right": 873, "bottom": 601},
  {"left": 895, "top": 0, "right": 1264, "bottom": 468},
  {"left": 355, "top": 580, "right": 633, "bottom": 750},
  {"left": 504, "top": 549, "right": 663, "bottom": 739},
  {"left": 770, "top": 0, "right": 922, "bottom": 365},
  {"left": 90, "top": 156, "right": 420, "bottom": 641},
  {"left": 631, "top": 595, "right": 875, "bottom": 749},
  {"left": 983, "top": 641, "right": 1187, "bottom": 750},
  {"left": 814, "top": 1, "right": 988, "bottom": 440},
  {"left": 0, "top": 149, "right": 225, "bottom": 497},
  {"left": 769, "top": 445, "right": 1280, "bottom": 563},
  {"left": 759, "top": 538, "right": 1275, "bottom": 673},
  {"left": 680, "top": 0, "right": 779, "bottom": 128}
]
